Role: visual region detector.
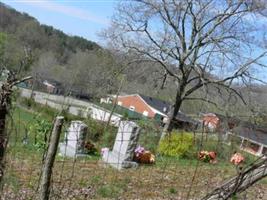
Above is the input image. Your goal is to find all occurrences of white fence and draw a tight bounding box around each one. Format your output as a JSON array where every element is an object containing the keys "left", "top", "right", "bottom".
[{"left": 19, "top": 88, "right": 122, "bottom": 126}]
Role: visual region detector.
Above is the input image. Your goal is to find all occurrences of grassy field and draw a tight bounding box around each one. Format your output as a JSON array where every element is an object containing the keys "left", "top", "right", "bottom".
[{"left": 1, "top": 105, "right": 267, "bottom": 199}]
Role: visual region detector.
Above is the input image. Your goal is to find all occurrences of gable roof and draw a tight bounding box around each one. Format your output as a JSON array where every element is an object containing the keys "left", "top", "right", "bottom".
[
  {"left": 118, "top": 94, "right": 197, "bottom": 124},
  {"left": 209, "top": 113, "right": 267, "bottom": 146},
  {"left": 139, "top": 94, "right": 198, "bottom": 125},
  {"left": 233, "top": 122, "right": 267, "bottom": 146},
  {"left": 139, "top": 94, "right": 171, "bottom": 114}
]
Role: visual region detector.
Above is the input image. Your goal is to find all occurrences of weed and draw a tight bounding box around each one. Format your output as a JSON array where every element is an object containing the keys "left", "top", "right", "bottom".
[
  {"left": 97, "top": 184, "right": 121, "bottom": 198},
  {"left": 169, "top": 187, "right": 177, "bottom": 194},
  {"left": 90, "top": 175, "right": 101, "bottom": 185}
]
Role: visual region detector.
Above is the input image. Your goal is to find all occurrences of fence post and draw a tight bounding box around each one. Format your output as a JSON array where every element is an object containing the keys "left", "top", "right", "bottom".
[{"left": 39, "top": 116, "right": 64, "bottom": 200}]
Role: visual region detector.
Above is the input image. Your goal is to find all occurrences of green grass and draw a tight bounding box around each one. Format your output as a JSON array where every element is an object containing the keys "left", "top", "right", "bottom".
[
  {"left": 97, "top": 184, "right": 122, "bottom": 198},
  {"left": 8, "top": 105, "right": 260, "bottom": 167},
  {"left": 12, "top": 106, "right": 36, "bottom": 123},
  {"left": 3, "top": 101, "right": 266, "bottom": 199}
]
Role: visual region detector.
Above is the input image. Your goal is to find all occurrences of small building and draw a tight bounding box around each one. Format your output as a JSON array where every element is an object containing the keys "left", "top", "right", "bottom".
[
  {"left": 204, "top": 113, "right": 267, "bottom": 157},
  {"left": 227, "top": 122, "right": 267, "bottom": 157},
  {"left": 100, "top": 95, "right": 115, "bottom": 104},
  {"left": 43, "top": 80, "right": 57, "bottom": 94},
  {"left": 202, "top": 113, "right": 220, "bottom": 131},
  {"left": 202, "top": 113, "right": 241, "bottom": 133},
  {"left": 32, "top": 78, "right": 64, "bottom": 95}
]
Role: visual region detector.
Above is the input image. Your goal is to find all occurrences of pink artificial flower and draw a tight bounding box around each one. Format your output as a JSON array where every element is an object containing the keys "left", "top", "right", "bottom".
[
  {"left": 209, "top": 151, "right": 217, "bottom": 160},
  {"left": 230, "top": 152, "right": 245, "bottom": 165},
  {"left": 134, "top": 145, "right": 145, "bottom": 157},
  {"left": 101, "top": 147, "right": 109, "bottom": 156}
]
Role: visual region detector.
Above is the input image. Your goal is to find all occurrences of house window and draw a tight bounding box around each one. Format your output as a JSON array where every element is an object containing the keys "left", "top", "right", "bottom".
[
  {"left": 118, "top": 101, "right": 122, "bottom": 106},
  {"left": 129, "top": 106, "right": 135, "bottom": 111},
  {"left": 262, "top": 147, "right": 267, "bottom": 155},
  {"left": 249, "top": 142, "right": 260, "bottom": 152},
  {"left": 143, "top": 111, "right": 148, "bottom": 116},
  {"left": 242, "top": 140, "right": 260, "bottom": 154}
]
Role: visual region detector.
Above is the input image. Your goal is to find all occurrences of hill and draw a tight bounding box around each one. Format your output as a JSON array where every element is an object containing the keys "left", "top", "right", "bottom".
[
  {"left": 0, "top": 2, "right": 100, "bottom": 54},
  {"left": 1, "top": 2, "right": 267, "bottom": 123},
  {"left": 0, "top": 2, "right": 121, "bottom": 97}
]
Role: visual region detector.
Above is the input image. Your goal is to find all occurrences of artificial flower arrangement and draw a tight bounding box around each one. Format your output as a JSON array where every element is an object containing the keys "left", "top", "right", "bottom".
[
  {"left": 230, "top": 152, "right": 244, "bottom": 165},
  {"left": 198, "top": 150, "right": 217, "bottom": 164},
  {"left": 133, "top": 145, "right": 155, "bottom": 164},
  {"left": 101, "top": 147, "right": 109, "bottom": 156},
  {"left": 83, "top": 140, "right": 98, "bottom": 155}
]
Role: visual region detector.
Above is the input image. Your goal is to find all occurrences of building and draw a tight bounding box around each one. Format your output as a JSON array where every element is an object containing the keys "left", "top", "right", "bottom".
[
  {"left": 202, "top": 113, "right": 267, "bottom": 156},
  {"left": 39, "top": 79, "right": 64, "bottom": 94},
  {"left": 202, "top": 113, "right": 220, "bottom": 131},
  {"left": 227, "top": 122, "right": 267, "bottom": 156},
  {"left": 202, "top": 113, "right": 240, "bottom": 132},
  {"left": 114, "top": 94, "right": 198, "bottom": 130},
  {"left": 115, "top": 94, "right": 170, "bottom": 118}
]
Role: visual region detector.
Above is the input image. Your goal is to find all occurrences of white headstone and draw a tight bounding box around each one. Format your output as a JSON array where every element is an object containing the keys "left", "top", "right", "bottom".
[
  {"left": 59, "top": 121, "right": 88, "bottom": 157},
  {"left": 102, "top": 121, "right": 140, "bottom": 170}
]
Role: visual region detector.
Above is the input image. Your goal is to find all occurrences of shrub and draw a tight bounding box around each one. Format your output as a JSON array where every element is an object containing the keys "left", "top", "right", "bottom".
[
  {"left": 29, "top": 117, "right": 52, "bottom": 151},
  {"left": 158, "top": 131, "right": 193, "bottom": 158}
]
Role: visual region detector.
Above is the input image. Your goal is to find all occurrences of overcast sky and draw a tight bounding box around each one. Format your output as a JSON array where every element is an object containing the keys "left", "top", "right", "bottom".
[{"left": 1, "top": 0, "right": 117, "bottom": 43}]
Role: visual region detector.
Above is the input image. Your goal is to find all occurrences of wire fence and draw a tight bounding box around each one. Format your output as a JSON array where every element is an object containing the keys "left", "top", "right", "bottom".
[{"left": 0, "top": 103, "right": 267, "bottom": 200}]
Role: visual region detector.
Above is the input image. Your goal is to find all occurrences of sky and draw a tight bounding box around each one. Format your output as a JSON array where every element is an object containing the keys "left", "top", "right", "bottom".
[
  {"left": 1, "top": 0, "right": 117, "bottom": 43},
  {"left": 1, "top": 0, "right": 267, "bottom": 82}
]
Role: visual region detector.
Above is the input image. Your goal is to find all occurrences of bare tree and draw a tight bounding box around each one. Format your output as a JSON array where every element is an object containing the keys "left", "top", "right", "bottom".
[{"left": 103, "top": 0, "right": 267, "bottom": 137}]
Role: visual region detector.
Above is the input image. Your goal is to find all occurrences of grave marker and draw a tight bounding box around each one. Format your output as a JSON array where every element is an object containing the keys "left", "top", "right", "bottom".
[
  {"left": 102, "top": 121, "right": 140, "bottom": 170},
  {"left": 59, "top": 121, "right": 88, "bottom": 157}
]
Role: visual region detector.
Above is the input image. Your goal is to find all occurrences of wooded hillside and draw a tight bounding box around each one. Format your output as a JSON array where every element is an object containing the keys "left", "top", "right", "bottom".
[{"left": 1, "top": 2, "right": 267, "bottom": 124}]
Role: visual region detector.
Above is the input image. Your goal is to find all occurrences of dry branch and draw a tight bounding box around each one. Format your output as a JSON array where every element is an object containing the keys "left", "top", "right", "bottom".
[{"left": 202, "top": 157, "right": 267, "bottom": 200}]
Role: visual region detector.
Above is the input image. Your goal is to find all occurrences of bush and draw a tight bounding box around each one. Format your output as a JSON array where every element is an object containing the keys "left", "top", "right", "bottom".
[
  {"left": 158, "top": 131, "right": 193, "bottom": 158},
  {"left": 29, "top": 117, "right": 52, "bottom": 151}
]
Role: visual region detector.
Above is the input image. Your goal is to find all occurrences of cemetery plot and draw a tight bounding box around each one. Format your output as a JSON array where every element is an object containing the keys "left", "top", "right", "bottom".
[{"left": 1, "top": 107, "right": 267, "bottom": 200}]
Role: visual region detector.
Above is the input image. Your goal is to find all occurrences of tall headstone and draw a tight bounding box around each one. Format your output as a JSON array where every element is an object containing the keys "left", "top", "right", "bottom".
[
  {"left": 102, "top": 121, "right": 140, "bottom": 170},
  {"left": 59, "top": 121, "right": 88, "bottom": 157}
]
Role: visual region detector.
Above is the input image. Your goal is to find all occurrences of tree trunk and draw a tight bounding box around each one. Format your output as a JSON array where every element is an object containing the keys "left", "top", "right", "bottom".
[
  {"left": 38, "top": 116, "right": 64, "bottom": 200},
  {"left": 161, "top": 93, "right": 182, "bottom": 140},
  {"left": 105, "top": 77, "right": 124, "bottom": 129},
  {"left": 202, "top": 158, "right": 267, "bottom": 200}
]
